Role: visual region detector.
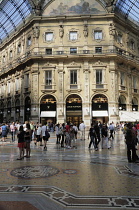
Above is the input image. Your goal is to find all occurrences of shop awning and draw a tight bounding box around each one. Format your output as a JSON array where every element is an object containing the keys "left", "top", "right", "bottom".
[
  {"left": 41, "top": 111, "right": 56, "bottom": 117},
  {"left": 92, "top": 111, "right": 108, "bottom": 117},
  {"left": 119, "top": 111, "right": 139, "bottom": 122}
]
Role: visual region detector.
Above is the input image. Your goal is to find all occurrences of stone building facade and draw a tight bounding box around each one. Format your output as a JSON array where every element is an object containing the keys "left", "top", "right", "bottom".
[{"left": 0, "top": 0, "right": 139, "bottom": 128}]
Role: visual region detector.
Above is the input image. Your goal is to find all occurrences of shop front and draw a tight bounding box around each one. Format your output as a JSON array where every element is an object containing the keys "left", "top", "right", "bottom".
[
  {"left": 92, "top": 94, "right": 109, "bottom": 124},
  {"left": 40, "top": 95, "right": 56, "bottom": 125},
  {"left": 66, "top": 94, "right": 82, "bottom": 127}
]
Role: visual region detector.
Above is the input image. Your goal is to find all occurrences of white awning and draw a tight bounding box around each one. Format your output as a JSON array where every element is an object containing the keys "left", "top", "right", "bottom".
[
  {"left": 119, "top": 111, "right": 139, "bottom": 122},
  {"left": 41, "top": 111, "right": 56, "bottom": 117},
  {"left": 92, "top": 111, "right": 108, "bottom": 117}
]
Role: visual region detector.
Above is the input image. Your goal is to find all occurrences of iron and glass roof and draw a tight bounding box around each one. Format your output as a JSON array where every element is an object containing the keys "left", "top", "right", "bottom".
[
  {"left": 0, "top": 0, "right": 33, "bottom": 43},
  {"left": 0, "top": 0, "right": 139, "bottom": 43},
  {"left": 115, "top": 0, "right": 139, "bottom": 26}
]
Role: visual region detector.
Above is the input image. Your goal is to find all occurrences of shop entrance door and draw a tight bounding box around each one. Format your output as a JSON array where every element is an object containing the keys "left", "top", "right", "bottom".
[{"left": 66, "top": 115, "right": 82, "bottom": 127}]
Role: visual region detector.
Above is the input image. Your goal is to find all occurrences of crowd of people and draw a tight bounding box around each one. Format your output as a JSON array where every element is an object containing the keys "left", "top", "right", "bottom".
[{"left": 0, "top": 120, "right": 139, "bottom": 163}]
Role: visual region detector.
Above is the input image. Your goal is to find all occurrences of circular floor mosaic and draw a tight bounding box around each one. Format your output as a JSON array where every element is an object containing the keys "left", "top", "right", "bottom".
[{"left": 10, "top": 165, "right": 60, "bottom": 178}]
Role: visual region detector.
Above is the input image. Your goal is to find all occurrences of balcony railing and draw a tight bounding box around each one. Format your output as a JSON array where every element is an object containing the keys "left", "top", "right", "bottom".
[{"left": 1, "top": 46, "right": 139, "bottom": 75}]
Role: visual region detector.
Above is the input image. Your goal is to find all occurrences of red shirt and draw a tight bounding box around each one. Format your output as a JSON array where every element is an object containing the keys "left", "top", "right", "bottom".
[
  {"left": 136, "top": 124, "right": 139, "bottom": 130},
  {"left": 65, "top": 125, "right": 70, "bottom": 132}
]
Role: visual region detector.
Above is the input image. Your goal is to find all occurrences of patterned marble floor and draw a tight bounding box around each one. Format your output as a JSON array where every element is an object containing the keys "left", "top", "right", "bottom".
[{"left": 0, "top": 130, "right": 139, "bottom": 210}]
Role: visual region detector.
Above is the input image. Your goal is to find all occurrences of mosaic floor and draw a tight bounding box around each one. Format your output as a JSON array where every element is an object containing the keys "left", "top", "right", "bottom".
[{"left": 0, "top": 131, "right": 139, "bottom": 210}]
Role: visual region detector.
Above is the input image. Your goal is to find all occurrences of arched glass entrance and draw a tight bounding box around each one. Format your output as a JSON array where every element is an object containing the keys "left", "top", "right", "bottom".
[
  {"left": 132, "top": 97, "right": 138, "bottom": 111},
  {"left": 24, "top": 97, "right": 31, "bottom": 121},
  {"left": 40, "top": 95, "right": 56, "bottom": 125},
  {"left": 92, "top": 94, "right": 108, "bottom": 124},
  {"left": 66, "top": 94, "right": 82, "bottom": 126}
]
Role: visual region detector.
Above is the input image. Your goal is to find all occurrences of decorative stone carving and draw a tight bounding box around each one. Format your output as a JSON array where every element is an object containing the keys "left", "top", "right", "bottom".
[
  {"left": 83, "top": 25, "right": 88, "bottom": 38},
  {"left": 59, "top": 25, "right": 64, "bottom": 38},
  {"left": 32, "top": 26, "right": 40, "bottom": 39},
  {"left": 33, "top": 0, "right": 45, "bottom": 16},
  {"left": 93, "top": 60, "right": 104, "bottom": 66},
  {"left": 106, "top": 0, "right": 115, "bottom": 12},
  {"left": 109, "top": 23, "right": 116, "bottom": 36}
]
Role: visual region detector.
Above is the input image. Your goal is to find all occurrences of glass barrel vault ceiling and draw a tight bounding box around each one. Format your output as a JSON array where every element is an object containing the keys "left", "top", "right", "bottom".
[
  {"left": 0, "top": 0, "right": 139, "bottom": 43},
  {"left": 115, "top": 0, "right": 139, "bottom": 26},
  {"left": 0, "top": 0, "right": 32, "bottom": 43}
]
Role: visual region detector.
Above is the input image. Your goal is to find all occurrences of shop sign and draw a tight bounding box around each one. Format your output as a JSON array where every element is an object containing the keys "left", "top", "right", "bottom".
[{"left": 66, "top": 103, "right": 82, "bottom": 111}]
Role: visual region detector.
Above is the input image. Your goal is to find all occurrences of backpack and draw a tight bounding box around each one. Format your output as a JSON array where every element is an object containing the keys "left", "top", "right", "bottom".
[{"left": 45, "top": 130, "right": 50, "bottom": 139}]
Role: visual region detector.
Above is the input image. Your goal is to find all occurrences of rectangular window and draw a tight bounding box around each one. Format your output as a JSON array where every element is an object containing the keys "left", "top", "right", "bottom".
[
  {"left": 95, "top": 47, "right": 102, "bottom": 53},
  {"left": 133, "top": 76, "right": 137, "bottom": 92},
  {"left": 120, "top": 72, "right": 125, "bottom": 86},
  {"left": 133, "top": 77, "right": 137, "bottom": 89},
  {"left": 45, "top": 32, "right": 53, "bottom": 41},
  {"left": 69, "top": 31, "right": 77, "bottom": 40},
  {"left": 70, "top": 70, "right": 77, "bottom": 89},
  {"left": 27, "top": 37, "right": 31, "bottom": 46},
  {"left": 3, "top": 55, "right": 5, "bottom": 63},
  {"left": 96, "top": 70, "right": 103, "bottom": 88},
  {"left": 45, "top": 70, "right": 52, "bottom": 89},
  {"left": 17, "top": 44, "right": 21, "bottom": 53},
  {"left": 117, "top": 34, "right": 122, "bottom": 44},
  {"left": 9, "top": 50, "right": 13, "bottom": 58},
  {"left": 8, "top": 82, "right": 10, "bottom": 93},
  {"left": 94, "top": 31, "right": 102, "bottom": 40},
  {"left": 131, "top": 41, "right": 135, "bottom": 50},
  {"left": 70, "top": 48, "right": 77, "bottom": 54},
  {"left": 24, "top": 74, "right": 29, "bottom": 89},
  {"left": 15, "top": 78, "right": 19, "bottom": 91},
  {"left": 46, "top": 48, "right": 52, "bottom": 55}
]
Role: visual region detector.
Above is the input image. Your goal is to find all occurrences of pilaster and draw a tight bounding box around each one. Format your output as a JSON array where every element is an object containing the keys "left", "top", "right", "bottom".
[{"left": 57, "top": 62, "right": 65, "bottom": 123}]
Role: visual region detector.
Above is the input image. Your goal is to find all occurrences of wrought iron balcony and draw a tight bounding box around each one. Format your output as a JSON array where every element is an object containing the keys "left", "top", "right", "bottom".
[{"left": 1, "top": 47, "right": 139, "bottom": 75}]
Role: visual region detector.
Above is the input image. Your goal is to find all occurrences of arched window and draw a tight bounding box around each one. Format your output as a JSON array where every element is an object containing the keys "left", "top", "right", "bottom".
[
  {"left": 119, "top": 95, "right": 126, "bottom": 110},
  {"left": 132, "top": 97, "right": 138, "bottom": 111}
]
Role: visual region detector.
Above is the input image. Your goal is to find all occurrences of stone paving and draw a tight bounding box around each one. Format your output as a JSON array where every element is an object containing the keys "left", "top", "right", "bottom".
[{"left": 0, "top": 131, "right": 139, "bottom": 210}]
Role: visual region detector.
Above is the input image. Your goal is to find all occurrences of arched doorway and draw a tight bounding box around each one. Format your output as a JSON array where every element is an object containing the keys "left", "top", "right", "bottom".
[
  {"left": 66, "top": 94, "right": 82, "bottom": 126},
  {"left": 40, "top": 95, "right": 56, "bottom": 125},
  {"left": 24, "top": 96, "right": 31, "bottom": 121},
  {"left": 15, "top": 99, "right": 20, "bottom": 121},
  {"left": 7, "top": 100, "right": 11, "bottom": 122},
  {"left": 132, "top": 97, "right": 138, "bottom": 111},
  {"left": 119, "top": 95, "right": 126, "bottom": 111},
  {"left": 0, "top": 101, "right": 4, "bottom": 123},
  {"left": 92, "top": 94, "right": 108, "bottom": 124}
]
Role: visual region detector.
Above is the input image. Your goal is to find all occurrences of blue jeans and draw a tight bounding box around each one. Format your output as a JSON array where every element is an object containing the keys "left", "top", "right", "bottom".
[{"left": 11, "top": 131, "right": 15, "bottom": 141}]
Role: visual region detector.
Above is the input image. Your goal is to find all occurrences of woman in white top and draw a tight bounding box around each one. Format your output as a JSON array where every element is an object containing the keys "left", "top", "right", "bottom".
[{"left": 35, "top": 124, "right": 42, "bottom": 146}]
